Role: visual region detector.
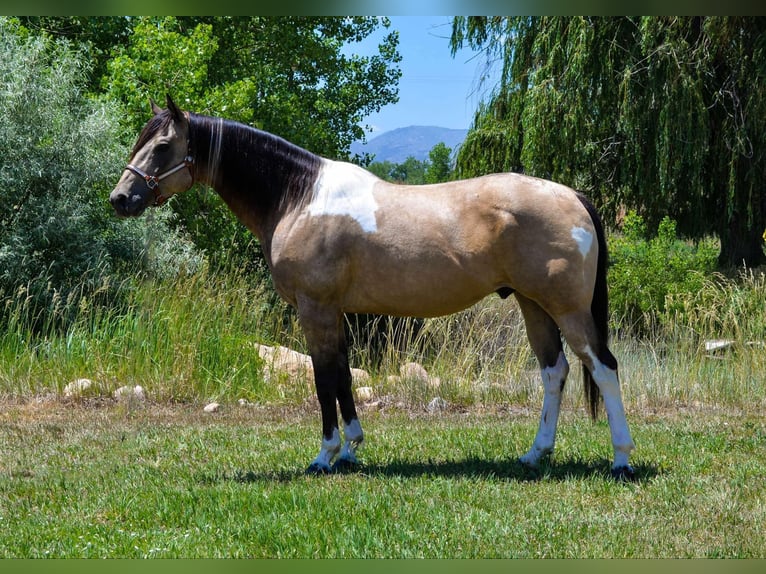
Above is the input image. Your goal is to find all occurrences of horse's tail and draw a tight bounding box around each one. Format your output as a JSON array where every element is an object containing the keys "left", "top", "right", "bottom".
[{"left": 576, "top": 192, "right": 610, "bottom": 421}]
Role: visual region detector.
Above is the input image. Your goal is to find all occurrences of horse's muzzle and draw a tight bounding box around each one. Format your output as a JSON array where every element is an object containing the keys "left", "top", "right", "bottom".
[{"left": 110, "top": 188, "right": 150, "bottom": 217}]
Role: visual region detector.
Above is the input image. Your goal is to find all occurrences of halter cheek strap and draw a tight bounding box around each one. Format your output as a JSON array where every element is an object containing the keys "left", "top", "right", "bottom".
[{"left": 125, "top": 154, "right": 195, "bottom": 206}]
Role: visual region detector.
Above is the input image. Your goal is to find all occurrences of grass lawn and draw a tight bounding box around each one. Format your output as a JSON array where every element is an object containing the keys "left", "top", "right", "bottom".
[{"left": 1, "top": 399, "right": 763, "bottom": 558}]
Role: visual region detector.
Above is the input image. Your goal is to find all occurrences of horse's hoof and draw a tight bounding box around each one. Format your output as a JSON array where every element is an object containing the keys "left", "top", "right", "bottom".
[
  {"left": 331, "top": 457, "right": 360, "bottom": 474},
  {"left": 611, "top": 465, "right": 636, "bottom": 482},
  {"left": 305, "top": 462, "right": 331, "bottom": 475}
]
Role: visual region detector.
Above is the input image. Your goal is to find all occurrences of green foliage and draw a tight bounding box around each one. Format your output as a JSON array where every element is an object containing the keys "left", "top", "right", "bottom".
[
  {"left": 102, "top": 17, "right": 221, "bottom": 132},
  {"left": 608, "top": 211, "right": 718, "bottom": 332},
  {"left": 0, "top": 19, "right": 200, "bottom": 331},
  {"left": 451, "top": 17, "right": 766, "bottom": 267},
  {"left": 369, "top": 156, "right": 427, "bottom": 184},
  {"left": 425, "top": 142, "right": 453, "bottom": 183},
  {"left": 368, "top": 143, "right": 454, "bottom": 185}
]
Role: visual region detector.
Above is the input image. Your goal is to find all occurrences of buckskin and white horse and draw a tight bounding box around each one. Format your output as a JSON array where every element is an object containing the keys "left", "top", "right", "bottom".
[{"left": 110, "top": 96, "right": 635, "bottom": 479}]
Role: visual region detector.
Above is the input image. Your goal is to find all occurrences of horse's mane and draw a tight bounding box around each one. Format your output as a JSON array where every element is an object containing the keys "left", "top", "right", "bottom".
[{"left": 188, "top": 113, "right": 322, "bottom": 212}]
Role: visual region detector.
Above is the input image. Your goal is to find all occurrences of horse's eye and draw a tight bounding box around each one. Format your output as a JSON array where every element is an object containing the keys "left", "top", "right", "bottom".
[{"left": 155, "top": 143, "right": 170, "bottom": 154}]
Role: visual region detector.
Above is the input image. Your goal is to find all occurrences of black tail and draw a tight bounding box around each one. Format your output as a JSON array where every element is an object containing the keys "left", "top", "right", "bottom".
[{"left": 575, "top": 193, "right": 611, "bottom": 420}]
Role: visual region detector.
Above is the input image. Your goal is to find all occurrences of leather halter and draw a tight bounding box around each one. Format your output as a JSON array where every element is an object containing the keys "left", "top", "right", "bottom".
[{"left": 125, "top": 154, "right": 195, "bottom": 207}]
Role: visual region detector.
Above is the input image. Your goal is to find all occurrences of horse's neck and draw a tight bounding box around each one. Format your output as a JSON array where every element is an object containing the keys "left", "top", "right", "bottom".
[{"left": 191, "top": 117, "right": 321, "bottom": 248}]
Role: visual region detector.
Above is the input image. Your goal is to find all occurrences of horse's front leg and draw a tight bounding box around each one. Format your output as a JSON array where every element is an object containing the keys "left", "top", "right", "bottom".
[
  {"left": 299, "top": 299, "right": 363, "bottom": 474},
  {"left": 333, "top": 333, "right": 364, "bottom": 471}
]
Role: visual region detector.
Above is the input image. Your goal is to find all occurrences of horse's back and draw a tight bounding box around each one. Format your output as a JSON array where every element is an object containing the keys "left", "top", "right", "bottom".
[{"left": 272, "top": 165, "right": 599, "bottom": 318}]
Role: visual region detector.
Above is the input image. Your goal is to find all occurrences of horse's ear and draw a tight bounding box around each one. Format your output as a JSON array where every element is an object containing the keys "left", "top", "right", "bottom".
[
  {"left": 166, "top": 94, "right": 183, "bottom": 121},
  {"left": 150, "top": 98, "right": 162, "bottom": 116}
]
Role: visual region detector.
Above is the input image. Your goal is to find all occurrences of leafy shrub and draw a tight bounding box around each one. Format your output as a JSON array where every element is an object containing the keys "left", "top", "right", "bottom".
[
  {"left": 608, "top": 210, "right": 718, "bottom": 333},
  {"left": 0, "top": 19, "right": 200, "bottom": 332}
]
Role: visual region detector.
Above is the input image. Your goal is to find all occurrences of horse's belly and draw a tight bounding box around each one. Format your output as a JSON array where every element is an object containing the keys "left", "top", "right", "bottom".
[{"left": 342, "top": 258, "right": 498, "bottom": 318}]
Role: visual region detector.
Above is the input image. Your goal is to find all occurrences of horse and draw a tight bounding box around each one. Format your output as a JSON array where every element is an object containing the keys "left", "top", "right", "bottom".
[{"left": 110, "top": 96, "right": 635, "bottom": 480}]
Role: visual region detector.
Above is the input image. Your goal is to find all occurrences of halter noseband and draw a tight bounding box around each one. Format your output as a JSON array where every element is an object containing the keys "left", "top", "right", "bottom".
[{"left": 125, "top": 154, "right": 195, "bottom": 207}]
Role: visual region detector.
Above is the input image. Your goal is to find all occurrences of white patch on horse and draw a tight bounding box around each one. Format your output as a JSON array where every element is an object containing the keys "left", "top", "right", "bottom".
[
  {"left": 570, "top": 226, "right": 593, "bottom": 257},
  {"left": 308, "top": 160, "right": 379, "bottom": 233},
  {"left": 583, "top": 345, "right": 635, "bottom": 470},
  {"left": 520, "top": 351, "right": 569, "bottom": 467},
  {"left": 310, "top": 427, "right": 341, "bottom": 472},
  {"left": 338, "top": 418, "right": 364, "bottom": 464}
]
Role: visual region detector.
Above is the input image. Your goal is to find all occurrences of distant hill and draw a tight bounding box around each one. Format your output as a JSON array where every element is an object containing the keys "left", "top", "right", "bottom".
[{"left": 351, "top": 126, "right": 468, "bottom": 164}]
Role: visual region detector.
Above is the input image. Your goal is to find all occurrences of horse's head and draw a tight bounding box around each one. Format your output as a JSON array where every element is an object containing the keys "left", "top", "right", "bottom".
[{"left": 110, "top": 95, "right": 194, "bottom": 217}]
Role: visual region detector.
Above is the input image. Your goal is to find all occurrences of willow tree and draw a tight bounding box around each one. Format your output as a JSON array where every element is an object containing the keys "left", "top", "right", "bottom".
[{"left": 451, "top": 16, "right": 766, "bottom": 267}]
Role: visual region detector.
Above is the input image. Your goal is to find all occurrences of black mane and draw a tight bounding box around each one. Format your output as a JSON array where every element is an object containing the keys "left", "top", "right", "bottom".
[{"left": 187, "top": 113, "right": 322, "bottom": 213}]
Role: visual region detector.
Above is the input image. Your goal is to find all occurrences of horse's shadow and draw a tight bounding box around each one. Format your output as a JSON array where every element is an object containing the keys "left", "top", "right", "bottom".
[{"left": 202, "top": 456, "right": 660, "bottom": 485}]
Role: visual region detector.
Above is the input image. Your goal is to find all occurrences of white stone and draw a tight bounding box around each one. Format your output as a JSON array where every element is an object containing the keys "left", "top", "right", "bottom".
[
  {"left": 203, "top": 402, "right": 221, "bottom": 413},
  {"left": 113, "top": 385, "right": 146, "bottom": 402},
  {"left": 64, "top": 378, "right": 95, "bottom": 398},
  {"left": 426, "top": 397, "right": 449, "bottom": 413},
  {"left": 355, "top": 386, "right": 374, "bottom": 401}
]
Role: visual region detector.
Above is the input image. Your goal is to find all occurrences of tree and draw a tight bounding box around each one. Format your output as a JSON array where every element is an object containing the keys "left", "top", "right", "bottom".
[
  {"left": 20, "top": 16, "right": 402, "bottom": 269},
  {"left": 425, "top": 142, "right": 453, "bottom": 183},
  {"left": 451, "top": 16, "right": 766, "bottom": 267},
  {"left": 390, "top": 156, "right": 427, "bottom": 184},
  {"left": 96, "top": 16, "right": 402, "bottom": 270},
  {"left": 0, "top": 19, "right": 196, "bottom": 328}
]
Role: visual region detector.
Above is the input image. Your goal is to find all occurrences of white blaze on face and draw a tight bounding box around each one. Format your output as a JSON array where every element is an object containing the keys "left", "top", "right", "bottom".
[
  {"left": 570, "top": 226, "right": 594, "bottom": 257},
  {"left": 308, "top": 159, "right": 379, "bottom": 233}
]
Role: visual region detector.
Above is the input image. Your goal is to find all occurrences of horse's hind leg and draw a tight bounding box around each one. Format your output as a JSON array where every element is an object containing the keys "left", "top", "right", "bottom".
[
  {"left": 515, "top": 294, "right": 570, "bottom": 468},
  {"left": 558, "top": 312, "right": 635, "bottom": 479}
]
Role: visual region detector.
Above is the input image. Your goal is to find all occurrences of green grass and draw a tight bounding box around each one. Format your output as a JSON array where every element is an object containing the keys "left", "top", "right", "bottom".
[
  {"left": 1, "top": 266, "right": 764, "bottom": 557},
  {"left": 1, "top": 401, "right": 764, "bottom": 558}
]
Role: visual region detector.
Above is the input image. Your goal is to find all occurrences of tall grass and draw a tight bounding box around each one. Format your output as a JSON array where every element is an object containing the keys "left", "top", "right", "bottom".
[
  {"left": 0, "top": 266, "right": 302, "bottom": 404},
  {"left": 1, "top": 264, "right": 764, "bottom": 413}
]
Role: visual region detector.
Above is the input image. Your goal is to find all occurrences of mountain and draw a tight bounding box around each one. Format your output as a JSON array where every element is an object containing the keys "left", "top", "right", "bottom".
[{"left": 351, "top": 126, "right": 468, "bottom": 164}]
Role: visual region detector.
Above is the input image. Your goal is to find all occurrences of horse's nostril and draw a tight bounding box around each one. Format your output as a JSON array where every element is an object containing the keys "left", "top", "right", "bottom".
[{"left": 110, "top": 193, "right": 127, "bottom": 213}]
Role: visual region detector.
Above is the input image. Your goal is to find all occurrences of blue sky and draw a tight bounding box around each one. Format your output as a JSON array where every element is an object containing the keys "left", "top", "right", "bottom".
[{"left": 346, "top": 16, "right": 500, "bottom": 136}]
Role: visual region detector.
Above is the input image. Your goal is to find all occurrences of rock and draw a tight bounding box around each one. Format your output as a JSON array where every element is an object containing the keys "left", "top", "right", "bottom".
[
  {"left": 256, "top": 343, "right": 370, "bottom": 384},
  {"left": 113, "top": 385, "right": 146, "bottom": 402},
  {"left": 63, "top": 378, "right": 96, "bottom": 398},
  {"left": 400, "top": 362, "right": 430, "bottom": 382},
  {"left": 400, "top": 362, "right": 441, "bottom": 388},
  {"left": 355, "top": 386, "right": 374, "bottom": 401},
  {"left": 426, "top": 397, "right": 449, "bottom": 413},
  {"left": 203, "top": 402, "right": 221, "bottom": 413},
  {"left": 256, "top": 344, "right": 313, "bottom": 381},
  {"left": 351, "top": 368, "right": 371, "bottom": 384},
  {"left": 237, "top": 398, "right": 252, "bottom": 406}
]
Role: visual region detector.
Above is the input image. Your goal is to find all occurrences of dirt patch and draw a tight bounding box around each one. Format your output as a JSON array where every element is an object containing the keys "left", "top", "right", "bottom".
[{"left": 0, "top": 394, "right": 757, "bottom": 429}]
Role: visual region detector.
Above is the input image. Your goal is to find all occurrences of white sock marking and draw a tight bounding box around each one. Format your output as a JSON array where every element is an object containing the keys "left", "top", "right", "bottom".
[
  {"left": 338, "top": 419, "right": 364, "bottom": 464},
  {"left": 310, "top": 427, "right": 341, "bottom": 471},
  {"left": 583, "top": 345, "right": 635, "bottom": 468},
  {"left": 521, "top": 351, "right": 569, "bottom": 467}
]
